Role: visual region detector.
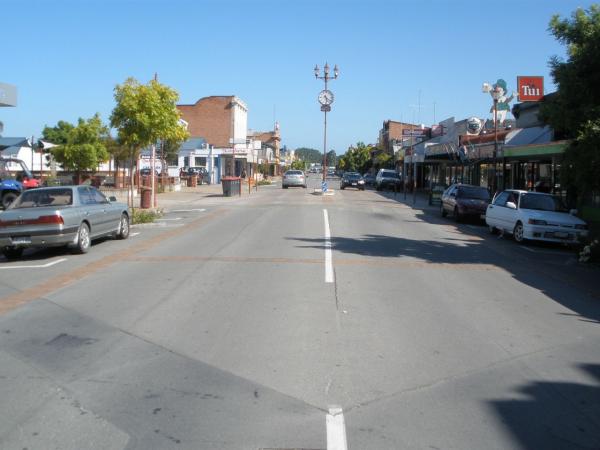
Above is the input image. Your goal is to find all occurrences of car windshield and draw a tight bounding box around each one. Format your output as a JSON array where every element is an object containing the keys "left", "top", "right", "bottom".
[
  {"left": 519, "top": 193, "right": 568, "bottom": 212},
  {"left": 345, "top": 173, "right": 361, "bottom": 179},
  {"left": 10, "top": 188, "right": 73, "bottom": 209},
  {"left": 381, "top": 172, "right": 399, "bottom": 178},
  {"left": 457, "top": 186, "right": 490, "bottom": 200}
]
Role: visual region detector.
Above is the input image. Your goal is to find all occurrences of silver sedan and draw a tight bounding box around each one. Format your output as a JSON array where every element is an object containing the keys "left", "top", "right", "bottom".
[
  {"left": 282, "top": 170, "right": 307, "bottom": 189},
  {"left": 0, "top": 186, "right": 130, "bottom": 259}
]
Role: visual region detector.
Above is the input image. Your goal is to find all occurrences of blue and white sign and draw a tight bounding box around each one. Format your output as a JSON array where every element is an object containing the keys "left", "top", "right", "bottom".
[{"left": 322, "top": 181, "right": 328, "bottom": 193}]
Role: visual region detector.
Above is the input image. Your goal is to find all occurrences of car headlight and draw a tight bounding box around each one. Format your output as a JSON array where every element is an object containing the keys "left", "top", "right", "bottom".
[
  {"left": 575, "top": 224, "right": 588, "bottom": 230},
  {"left": 528, "top": 218, "right": 547, "bottom": 225},
  {"left": 358, "top": 180, "right": 365, "bottom": 184}
]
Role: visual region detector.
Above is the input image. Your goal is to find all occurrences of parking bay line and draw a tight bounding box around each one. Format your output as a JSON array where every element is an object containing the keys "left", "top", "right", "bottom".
[{"left": 0, "top": 258, "right": 67, "bottom": 270}]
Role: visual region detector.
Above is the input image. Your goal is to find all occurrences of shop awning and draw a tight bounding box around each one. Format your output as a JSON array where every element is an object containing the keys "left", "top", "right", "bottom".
[{"left": 503, "top": 141, "right": 567, "bottom": 158}]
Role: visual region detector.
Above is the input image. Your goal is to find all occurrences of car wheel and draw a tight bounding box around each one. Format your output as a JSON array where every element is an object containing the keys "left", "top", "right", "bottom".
[
  {"left": 441, "top": 204, "right": 447, "bottom": 217},
  {"left": 116, "top": 213, "right": 130, "bottom": 240},
  {"left": 453, "top": 207, "right": 462, "bottom": 222},
  {"left": 2, "top": 247, "right": 23, "bottom": 260},
  {"left": 376, "top": 185, "right": 382, "bottom": 191},
  {"left": 73, "top": 223, "right": 91, "bottom": 254},
  {"left": 488, "top": 225, "right": 498, "bottom": 234},
  {"left": 513, "top": 222, "right": 525, "bottom": 243},
  {"left": 2, "top": 192, "right": 18, "bottom": 209},
  {"left": 282, "top": 185, "right": 288, "bottom": 189}
]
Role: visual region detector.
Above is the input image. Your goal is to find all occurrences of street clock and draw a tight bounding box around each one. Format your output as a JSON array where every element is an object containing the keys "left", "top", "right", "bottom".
[{"left": 318, "top": 89, "right": 334, "bottom": 106}]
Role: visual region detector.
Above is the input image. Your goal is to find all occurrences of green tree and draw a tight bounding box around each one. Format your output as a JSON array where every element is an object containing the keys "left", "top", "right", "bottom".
[
  {"left": 110, "top": 77, "right": 189, "bottom": 207},
  {"left": 326, "top": 150, "right": 337, "bottom": 167},
  {"left": 291, "top": 160, "right": 305, "bottom": 170},
  {"left": 294, "top": 147, "right": 323, "bottom": 164},
  {"left": 342, "top": 142, "right": 374, "bottom": 173},
  {"left": 540, "top": 5, "right": 600, "bottom": 203},
  {"left": 47, "top": 114, "right": 110, "bottom": 182}
]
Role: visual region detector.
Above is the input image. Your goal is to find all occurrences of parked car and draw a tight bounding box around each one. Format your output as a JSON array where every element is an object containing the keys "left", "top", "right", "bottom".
[
  {"left": 282, "top": 170, "right": 306, "bottom": 189},
  {"left": 362, "top": 172, "right": 376, "bottom": 186},
  {"left": 340, "top": 172, "right": 365, "bottom": 190},
  {"left": 485, "top": 189, "right": 589, "bottom": 244},
  {"left": 139, "top": 168, "right": 159, "bottom": 177},
  {"left": 0, "top": 186, "right": 130, "bottom": 259},
  {"left": 0, "top": 158, "right": 30, "bottom": 209},
  {"left": 189, "top": 167, "right": 210, "bottom": 184},
  {"left": 375, "top": 169, "right": 402, "bottom": 191},
  {"left": 440, "top": 184, "right": 491, "bottom": 221}
]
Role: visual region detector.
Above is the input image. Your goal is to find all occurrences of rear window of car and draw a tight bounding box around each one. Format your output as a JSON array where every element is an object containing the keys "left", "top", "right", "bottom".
[
  {"left": 11, "top": 189, "right": 73, "bottom": 208},
  {"left": 286, "top": 171, "right": 303, "bottom": 175},
  {"left": 381, "top": 171, "right": 399, "bottom": 178},
  {"left": 457, "top": 186, "right": 490, "bottom": 200}
]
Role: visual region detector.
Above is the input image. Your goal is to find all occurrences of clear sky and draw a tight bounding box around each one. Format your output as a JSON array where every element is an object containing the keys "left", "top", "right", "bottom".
[{"left": 1, "top": 0, "right": 592, "bottom": 154}]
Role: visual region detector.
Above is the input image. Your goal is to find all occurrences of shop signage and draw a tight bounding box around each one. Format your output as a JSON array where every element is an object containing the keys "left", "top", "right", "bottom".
[
  {"left": 402, "top": 128, "right": 427, "bottom": 137},
  {"left": 517, "top": 76, "right": 544, "bottom": 102},
  {"left": 466, "top": 117, "right": 483, "bottom": 135}
]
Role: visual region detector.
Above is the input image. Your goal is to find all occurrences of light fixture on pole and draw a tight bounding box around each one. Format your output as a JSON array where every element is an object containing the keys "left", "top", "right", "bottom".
[
  {"left": 482, "top": 82, "right": 502, "bottom": 194},
  {"left": 314, "top": 62, "right": 339, "bottom": 183}
]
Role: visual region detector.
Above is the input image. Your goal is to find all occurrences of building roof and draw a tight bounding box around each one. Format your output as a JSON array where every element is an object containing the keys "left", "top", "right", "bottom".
[{"left": 0, "top": 137, "right": 29, "bottom": 151}]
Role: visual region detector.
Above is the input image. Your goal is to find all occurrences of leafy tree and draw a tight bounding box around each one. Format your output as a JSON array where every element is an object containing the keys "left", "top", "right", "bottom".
[
  {"left": 326, "top": 150, "right": 337, "bottom": 167},
  {"left": 47, "top": 114, "right": 110, "bottom": 182},
  {"left": 110, "top": 77, "right": 189, "bottom": 207},
  {"left": 540, "top": 5, "right": 600, "bottom": 203},
  {"left": 342, "top": 142, "right": 374, "bottom": 173},
  {"left": 291, "top": 160, "right": 306, "bottom": 170},
  {"left": 42, "top": 120, "right": 73, "bottom": 145},
  {"left": 294, "top": 147, "right": 323, "bottom": 164}
]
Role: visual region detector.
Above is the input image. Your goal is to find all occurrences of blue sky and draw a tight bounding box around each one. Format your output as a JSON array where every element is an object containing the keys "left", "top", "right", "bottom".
[{"left": 1, "top": 0, "right": 591, "bottom": 154}]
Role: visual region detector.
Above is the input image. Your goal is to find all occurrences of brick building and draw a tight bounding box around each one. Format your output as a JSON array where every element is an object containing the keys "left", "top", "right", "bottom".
[{"left": 176, "top": 96, "right": 249, "bottom": 180}]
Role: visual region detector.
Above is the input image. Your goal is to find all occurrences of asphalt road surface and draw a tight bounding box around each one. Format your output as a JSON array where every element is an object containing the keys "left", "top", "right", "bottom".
[{"left": 1, "top": 174, "right": 599, "bottom": 450}]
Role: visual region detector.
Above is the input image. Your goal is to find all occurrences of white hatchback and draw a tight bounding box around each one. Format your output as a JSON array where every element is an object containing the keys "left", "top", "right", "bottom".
[{"left": 485, "top": 190, "right": 589, "bottom": 244}]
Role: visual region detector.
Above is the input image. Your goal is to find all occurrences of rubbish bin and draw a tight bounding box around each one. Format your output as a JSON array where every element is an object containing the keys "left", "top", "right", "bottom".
[
  {"left": 187, "top": 175, "right": 197, "bottom": 187},
  {"left": 221, "top": 176, "right": 241, "bottom": 197},
  {"left": 140, "top": 187, "right": 152, "bottom": 208}
]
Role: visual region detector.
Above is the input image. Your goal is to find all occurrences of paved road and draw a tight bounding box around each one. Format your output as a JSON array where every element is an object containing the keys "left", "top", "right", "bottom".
[{"left": 1, "top": 173, "right": 599, "bottom": 450}]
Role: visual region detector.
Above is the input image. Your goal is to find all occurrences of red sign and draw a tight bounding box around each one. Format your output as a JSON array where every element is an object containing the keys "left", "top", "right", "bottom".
[{"left": 517, "top": 76, "right": 544, "bottom": 101}]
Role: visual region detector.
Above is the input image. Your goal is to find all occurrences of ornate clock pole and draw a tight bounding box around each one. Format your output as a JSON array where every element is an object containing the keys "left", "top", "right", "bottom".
[{"left": 314, "top": 63, "right": 339, "bottom": 183}]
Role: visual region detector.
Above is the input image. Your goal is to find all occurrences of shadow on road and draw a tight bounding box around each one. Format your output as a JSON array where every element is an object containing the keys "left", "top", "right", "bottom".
[
  {"left": 287, "top": 199, "right": 600, "bottom": 323},
  {"left": 489, "top": 363, "right": 600, "bottom": 449}
]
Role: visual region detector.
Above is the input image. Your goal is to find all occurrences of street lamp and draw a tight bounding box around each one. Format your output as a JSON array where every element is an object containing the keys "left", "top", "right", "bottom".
[
  {"left": 482, "top": 82, "right": 502, "bottom": 194},
  {"left": 314, "top": 62, "right": 339, "bottom": 183}
]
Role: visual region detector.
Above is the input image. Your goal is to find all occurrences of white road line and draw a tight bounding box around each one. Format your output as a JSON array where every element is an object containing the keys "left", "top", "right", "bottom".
[
  {"left": 157, "top": 217, "right": 182, "bottom": 221},
  {"left": 326, "top": 406, "right": 348, "bottom": 450},
  {"left": 519, "top": 245, "right": 570, "bottom": 255},
  {"left": 130, "top": 232, "right": 141, "bottom": 237},
  {"left": 323, "top": 209, "right": 334, "bottom": 283},
  {"left": 0, "top": 258, "right": 67, "bottom": 269},
  {"left": 170, "top": 208, "right": 206, "bottom": 212}
]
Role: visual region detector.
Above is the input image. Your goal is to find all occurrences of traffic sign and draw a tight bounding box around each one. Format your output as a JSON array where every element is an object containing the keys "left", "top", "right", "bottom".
[{"left": 322, "top": 181, "right": 328, "bottom": 192}]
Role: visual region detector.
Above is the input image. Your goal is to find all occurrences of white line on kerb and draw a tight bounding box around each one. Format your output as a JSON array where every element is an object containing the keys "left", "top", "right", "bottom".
[
  {"left": 323, "top": 209, "right": 334, "bottom": 283},
  {"left": 326, "top": 406, "right": 348, "bottom": 450},
  {"left": 0, "top": 258, "right": 67, "bottom": 269}
]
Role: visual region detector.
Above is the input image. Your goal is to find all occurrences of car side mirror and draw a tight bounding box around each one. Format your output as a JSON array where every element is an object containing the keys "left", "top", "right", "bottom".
[
  {"left": 506, "top": 201, "right": 517, "bottom": 209},
  {"left": 569, "top": 209, "right": 578, "bottom": 216},
  {"left": 109, "top": 196, "right": 117, "bottom": 202},
  {"left": 450, "top": 192, "right": 456, "bottom": 197}
]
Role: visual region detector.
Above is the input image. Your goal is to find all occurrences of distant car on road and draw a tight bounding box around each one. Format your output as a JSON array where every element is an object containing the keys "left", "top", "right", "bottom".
[
  {"left": 0, "top": 186, "right": 130, "bottom": 259},
  {"left": 340, "top": 172, "right": 365, "bottom": 190},
  {"left": 485, "top": 189, "right": 589, "bottom": 244},
  {"left": 440, "top": 184, "right": 491, "bottom": 222},
  {"left": 362, "top": 172, "right": 376, "bottom": 186},
  {"left": 375, "top": 169, "right": 402, "bottom": 191},
  {"left": 282, "top": 170, "right": 307, "bottom": 189}
]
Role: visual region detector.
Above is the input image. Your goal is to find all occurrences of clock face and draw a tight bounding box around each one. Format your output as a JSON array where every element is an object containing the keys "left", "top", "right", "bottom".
[{"left": 318, "top": 89, "right": 334, "bottom": 105}]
